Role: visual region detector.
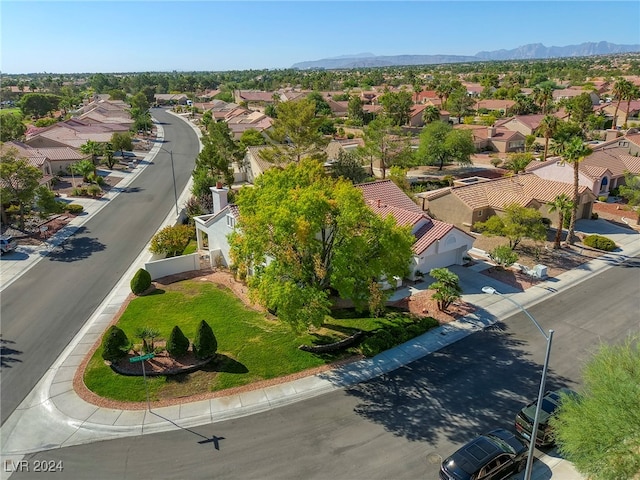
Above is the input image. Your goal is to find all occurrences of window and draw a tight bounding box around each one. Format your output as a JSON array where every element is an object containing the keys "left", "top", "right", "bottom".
[
  {"left": 477, "top": 210, "right": 483, "bottom": 217},
  {"left": 226, "top": 215, "right": 235, "bottom": 228}
]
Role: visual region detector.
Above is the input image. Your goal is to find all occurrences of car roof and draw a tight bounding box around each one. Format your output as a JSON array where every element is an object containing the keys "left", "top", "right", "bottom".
[
  {"left": 521, "top": 387, "right": 578, "bottom": 422},
  {"left": 447, "top": 435, "right": 502, "bottom": 474}
]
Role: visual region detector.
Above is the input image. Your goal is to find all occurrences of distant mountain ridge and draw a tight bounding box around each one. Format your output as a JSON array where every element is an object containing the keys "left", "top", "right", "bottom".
[{"left": 292, "top": 41, "right": 640, "bottom": 69}]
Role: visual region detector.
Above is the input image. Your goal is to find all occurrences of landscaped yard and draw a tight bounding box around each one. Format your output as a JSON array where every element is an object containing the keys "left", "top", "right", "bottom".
[{"left": 81, "top": 277, "right": 438, "bottom": 406}]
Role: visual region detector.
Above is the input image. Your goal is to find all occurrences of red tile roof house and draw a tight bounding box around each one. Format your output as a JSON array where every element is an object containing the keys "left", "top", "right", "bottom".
[
  {"left": 0, "top": 141, "right": 55, "bottom": 187},
  {"left": 474, "top": 99, "right": 516, "bottom": 115},
  {"left": 417, "top": 173, "right": 596, "bottom": 233},
  {"left": 455, "top": 125, "right": 526, "bottom": 153},
  {"left": 526, "top": 136, "right": 640, "bottom": 198},
  {"left": 233, "top": 90, "right": 277, "bottom": 109},
  {"left": 24, "top": 120, "right": 129, "bottom": 149},
  {"left": 3, "top": 140, "right": 86, "bottom": 176},
  {"left": 495, "top": 114, "right": 546, "bottom": 137},
  {"left": 193, "top": 180, "right": 475, "bottom": 280},
  {"left": 602, "top": 99, "right": 640, "bottom": 128},
  {"left": 356, "top": 180, "right": 475, "bottom": 278}
]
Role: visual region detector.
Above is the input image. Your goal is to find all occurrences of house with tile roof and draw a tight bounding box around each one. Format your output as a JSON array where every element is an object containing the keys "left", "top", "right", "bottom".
[
  {"left": 3, "top": 141, "right": 87, "bottom": 175},
  {"left": 602, "top": 100, "right": 640, "bottom": 127},
  {"left": 417, "top": 173, "right": 596, "bottom": 232},
  {"left": 25, "top": 120, "right": 129, "bottom": 149},
  {"left": 526, "top": 136, "right": 640, "bottom": 197},
  {"left": 356, "top": 180, "right": 475, "bottom": 277},
  {"left": 455, "top": 125, "right": 526, "bottom": 153},
  {"left": 475, "top": 99, "right": 516, "bottom": 115},
  {"left": 495, "top": 114, "right": 546, "bottom": 137},
  {"left": 193, "top": 179, "right": 474, "bottom": 278}
]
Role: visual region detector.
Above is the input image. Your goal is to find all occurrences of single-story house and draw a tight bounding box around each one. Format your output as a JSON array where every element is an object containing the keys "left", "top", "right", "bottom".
[
  {"left": 25, "top": 119, "right": 129, "bottom": 149},
  {"left": 475, "top": 99, "right": 516, "bottom": 115},
  {"left": 418, "top": 173, "right": 596, "bottom": 232},
  {"left": 527, "top": 136, "right": 640, "bottom": 197},
  {"left": 154, "top": 94, "right": 189, "bottom": 105},
  {"left": 455, "top": 125, "right": 526, "bottom": 153},
  {"left": 194, "top": 180, "right": 475, "bottom": 279},
  {"left": 602, "top": 100, "right": 640, "bottom": 127},
  {"left": 495, "top": 114, "right": 546, "bottom": 137}
]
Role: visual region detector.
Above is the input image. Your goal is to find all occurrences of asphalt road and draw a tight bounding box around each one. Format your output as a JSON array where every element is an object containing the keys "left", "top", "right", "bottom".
[
  {"left": 0, "top": 109, "right": 199, "bottom": 425},
  {"left": 11, "top": 256, "right": 639, "bottom": 479}
]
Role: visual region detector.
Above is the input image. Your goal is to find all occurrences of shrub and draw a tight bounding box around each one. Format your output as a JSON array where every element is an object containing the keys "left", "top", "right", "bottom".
[
  {"left": 101, "top": 325, "right": 130, "bottom": 362},
  {"left": 65, "top": 204, "right": 84, "bottom": 214},
  {"left": 150, "top": 224, "right": 194, "bottom": 257},
  {"left": 583, "top": 234, "right": 616, "bottom": 251},
  {"left": 5, "top": 205, "right": 20, "bottom": 216},
  {"left": 591, "top": 212, "right": 599, "bottom": 220},
  {"left": 87, "top": 184, "right": 102, "bottom": 197},
  {"left": 360, "top": 330, "right": 395, "bottom": 357},
  {"left": 193, "top": 320, "right": 217, "bottom": 359},
  {"left": 489, "top": 245, "right": 519, "bottom": 268},
  {"left": 598, "top": 196, "right": 607, "bottom": 202},
  {"left": 130, "top": 268, "right": 152, "bottom": 295},
  {"left": 490, "top": 157, "right": 503, "bottom": 168},
  {"left": 166, "top": 326, "right": 190, "bottom": 358}
]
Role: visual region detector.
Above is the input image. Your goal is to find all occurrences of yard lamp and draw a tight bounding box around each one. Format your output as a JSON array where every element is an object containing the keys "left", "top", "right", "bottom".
[
  {"left": 481, "top": 286, "right": 554, "bottom": 480},
  {"left": 157, "top": 146, "right": 179, "bottom": 216}
]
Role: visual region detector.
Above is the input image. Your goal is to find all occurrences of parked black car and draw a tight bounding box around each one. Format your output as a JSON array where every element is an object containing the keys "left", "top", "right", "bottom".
[
  {"left": 514, "top": 387, "right": 579, "bottom": 447},
  {"left": 440, "top": 428, "right": 528, "bottom": 480}
]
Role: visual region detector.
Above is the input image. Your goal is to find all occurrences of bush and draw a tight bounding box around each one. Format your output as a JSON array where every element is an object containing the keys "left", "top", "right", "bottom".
[
  {"left": 583, "top": 234, "right": 616, "bottom": 251},
  {"left": 130, "top": 268, "right": 152, "bottom": 295},
  {"left": 598, "top": 196, "right": 607, "bottom": 202},
  {"left": 489, "top": 245, "right": 519, "bottom": 268},
  {"left": 166, "top": 325, "right": 190, "bottom": 358},
  {"left": 5, "top": 205, "right": 20, "bottom": 216},
  {"left": 591, "top": 212, "right": 599, "bottom": 220},
  {"left": 360, "top": 330, "right": 395, "bottom": 357},
  {"left": 87, "top": 184, "right": 102, "bottom": 197},
  {"left": 150, "top": 224, "right": 194, "bottom": 257},
  {"left": 65, "top": 204, "right": 84, "bottom": 214},
  {"left": 101, "top": 325, "right": 130, "bottom": 362},
  {"left": 193, "top": 320, "right": 217, "bottom": 359}
]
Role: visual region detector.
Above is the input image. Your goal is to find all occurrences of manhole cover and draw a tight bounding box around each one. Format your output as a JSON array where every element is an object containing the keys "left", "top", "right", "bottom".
[{"left": 426, "top": 452, "right": 443, "bottom": 464}]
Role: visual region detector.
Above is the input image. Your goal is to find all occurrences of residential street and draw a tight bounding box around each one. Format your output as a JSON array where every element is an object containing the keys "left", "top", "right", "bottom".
[
  {"left": 6, "top": 257, "right": 638, "bottom": 479},
  {"left": 0, "top": 109, "right": 199, "bottom": 425}
]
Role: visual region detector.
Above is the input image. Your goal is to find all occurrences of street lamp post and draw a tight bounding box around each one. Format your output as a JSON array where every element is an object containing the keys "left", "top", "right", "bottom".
[
  {"left": 481, "top": 286, "right": 554, "bottom": 480},
  {"left": 157, "top": 146, "right": 179, "bottom": 216}
]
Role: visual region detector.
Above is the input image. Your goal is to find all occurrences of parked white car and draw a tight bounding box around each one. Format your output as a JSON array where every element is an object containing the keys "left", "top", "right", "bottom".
[{"left": 0, "top": 235, "right": 18, "bottom": 255}]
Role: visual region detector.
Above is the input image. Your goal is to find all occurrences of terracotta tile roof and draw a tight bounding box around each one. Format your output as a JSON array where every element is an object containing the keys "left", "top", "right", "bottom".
[
  {"left": 583, "top": 144, "right": 640, "bottom": 177},
  {"left": 1, "top": 141, "right": 47, "bottom": 167},
  {"left": 355, "top": 179, "right": 463, "bottom": 254},
  {"left": 238, "top": 91, "right": 275, "bottom": 102},
  {"left": 496, "top": 114, "right": 546, "bottom": 130},
  {"left": 413, "top": 220, "right": 455, "bottom": 255},
  {"left": 449, "top": 173, "right": 591, "bottom": 210},
  {"left": 475, "top": 99, "right": 516, "bottom": 110},
  {"left": 34, "top": 147, "right": 84, "bottom": 161}
]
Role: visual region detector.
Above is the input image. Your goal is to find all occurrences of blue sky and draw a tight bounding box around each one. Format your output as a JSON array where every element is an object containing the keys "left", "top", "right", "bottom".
[{"left": 1, "top": 1, "right": 639, "bottom": 74}]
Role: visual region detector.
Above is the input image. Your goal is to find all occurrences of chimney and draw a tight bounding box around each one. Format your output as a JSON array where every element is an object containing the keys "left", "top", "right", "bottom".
[
  {"left": 210, "top": 184, "right": 229, "bottom": 213},
  {"left": 487, "top": 126, "right": 496, "bottom": 138},
  {"left": 605, "top": 129, "right": 621, "bottom": 142}
]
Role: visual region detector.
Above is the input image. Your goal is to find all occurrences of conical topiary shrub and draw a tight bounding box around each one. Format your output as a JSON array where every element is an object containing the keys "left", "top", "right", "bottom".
[
  {"left": 101, "top": 325, "right": 130, "bottom": 362},
  {"left": 193, "top": 320, "right": 217, "bottom": 360},
  {"left": 130, "top": 268, "right": 152, "bottom": 295},
  {"left": 166, "top": 325, "right": 190, "bottom": 358}
]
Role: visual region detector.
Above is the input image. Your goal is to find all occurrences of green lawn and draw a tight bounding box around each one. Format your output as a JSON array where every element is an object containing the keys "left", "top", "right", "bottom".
[
  {"left": 84, "top": 280, "right": 436, "bottom": 403},
  {"left": 0, "top": 108, "right": 21, "bottom": 116}
]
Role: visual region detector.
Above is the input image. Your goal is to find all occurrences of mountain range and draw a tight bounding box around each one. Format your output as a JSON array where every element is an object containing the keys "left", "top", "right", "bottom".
[{"left": 291, "top": 41, "right": 640, "bottom": 69}]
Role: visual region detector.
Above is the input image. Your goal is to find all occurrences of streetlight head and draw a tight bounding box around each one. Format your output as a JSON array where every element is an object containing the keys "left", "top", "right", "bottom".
[{"left": 482, "top": 286, "right": 497, "bottom": 295}]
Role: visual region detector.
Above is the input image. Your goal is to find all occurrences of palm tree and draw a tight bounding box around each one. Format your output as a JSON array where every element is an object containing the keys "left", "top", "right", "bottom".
[
  {"left": 548, "top": 193, "right": 574, "bottom": 249},
  {"left": 561, "top": 137, "right": 593, "bottom": 245},
  {"left": 623, "top": 84, "right": 640, "bottom": 127},
  {"left": 538, "top": 115, "right": 559, "bottom": 162},
  {"left": 611, "top": 78, "right": 632, "bottom": 129},
  {"left": 79, "top": 140, "right": 104, "bottom": 166},
  {"left": 422, "top": 105, "right": 441, "bottom": 124}
]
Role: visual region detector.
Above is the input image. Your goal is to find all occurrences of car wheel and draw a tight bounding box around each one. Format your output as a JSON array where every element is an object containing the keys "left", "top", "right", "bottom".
[{"left": 517, "top": 458, "right": 527, "bottom": 472}]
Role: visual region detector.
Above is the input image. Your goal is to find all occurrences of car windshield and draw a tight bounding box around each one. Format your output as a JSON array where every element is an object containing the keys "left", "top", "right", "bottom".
[{"left": 486, "top": 434, "right": 515, "bottom": 454}]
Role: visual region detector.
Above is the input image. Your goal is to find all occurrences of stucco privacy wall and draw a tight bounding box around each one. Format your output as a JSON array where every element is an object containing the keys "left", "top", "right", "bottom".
[{"left": 144, "top": 253, "right": 200, "bottom": 280}]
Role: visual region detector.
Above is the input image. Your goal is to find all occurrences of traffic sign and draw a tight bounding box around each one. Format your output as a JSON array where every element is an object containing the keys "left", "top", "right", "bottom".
[{"left": 129, "top": 353, "right": 155, "bottom": 363}]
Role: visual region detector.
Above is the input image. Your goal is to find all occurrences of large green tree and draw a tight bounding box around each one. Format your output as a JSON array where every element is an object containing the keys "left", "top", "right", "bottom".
[
  {"left": 618, "top": 171, "right": 640, "bottom": 224},
  {"left": 475, "top": 203, "right": 547, "bottom": 250},
  {"left": 360, "top": 115, "right": 413, "bottom": 179},
  {"left": 0, "top": 113, "right": 27, "bottom": 142},
  {"left": 229, "top": 159, "right": 414, "bottom": 329},
  {"left": 111, "top": 132, "right": 133, "bottom": 157},
  {"left": 347, "top": 95, "right": 365, "bottom": 125},
  {"left": 378, "top": 90, "right": 413, "bottom": 126},
  {"left": 259, "top": 98, "right": 329, "bottom": 165},
  {"left": 330, "top": 150, "right": 368, "bottom": 184},
  {"left": 18, "top": 93, "right": 60, "bottom": 118},
  {"left": 0, "top": 147, "right": 43, "bottom": 228},
  {"left": 79, "top": 140, "right": 104, "bottom": 166},
  {"left": 550, "top": 337, "right": 640, "bottom": 480},
  {"left": 415, "top": 121, "right": 475, "bottom": 171},
  {"left": 195, "top": 121, "right": 241, "bottom": 187},
  {"left": 537, "top": 114, "right": 559, "bottom": 162}
]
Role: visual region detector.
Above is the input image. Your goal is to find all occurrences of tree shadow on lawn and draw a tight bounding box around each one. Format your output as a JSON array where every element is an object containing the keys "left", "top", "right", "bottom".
[
  {"left": 201, "top": 354, "right": 249, "bottom": 375},
  {"left": 338, "top": 321, "right": 574, "bottom": 445}
]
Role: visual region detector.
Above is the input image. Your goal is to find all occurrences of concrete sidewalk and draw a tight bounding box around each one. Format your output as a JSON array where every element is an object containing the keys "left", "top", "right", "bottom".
[{"left": 2, "top": 111, "right": 639, "bottom": 477}]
